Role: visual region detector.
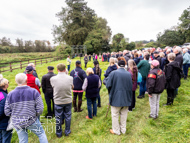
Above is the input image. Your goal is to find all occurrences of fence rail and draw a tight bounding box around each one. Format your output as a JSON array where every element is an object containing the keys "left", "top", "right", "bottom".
[{"left": 0, "top": 56, "right": 63, "bottom": 73}]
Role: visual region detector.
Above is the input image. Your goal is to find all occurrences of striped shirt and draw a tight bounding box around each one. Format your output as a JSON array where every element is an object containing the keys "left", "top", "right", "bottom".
[{"left": 4, "top": 86, "right": 44, "bottom": 129}]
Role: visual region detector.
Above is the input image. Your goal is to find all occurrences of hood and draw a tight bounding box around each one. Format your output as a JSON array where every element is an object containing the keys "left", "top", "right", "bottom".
[
  {"left": 110, "top": 64, "right": 118, "bottom": 70},
  {"left": 168, "top": 61, "right": 182, "bottom": 71}
]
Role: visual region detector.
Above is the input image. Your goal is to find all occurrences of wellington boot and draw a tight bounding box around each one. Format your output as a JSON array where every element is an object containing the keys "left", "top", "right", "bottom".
[
  {"left": 73, "top": 100, "right": 77, "bottom": 112},
  {"left": 77, "top": 100, "right": 83, "bottom": 112}
]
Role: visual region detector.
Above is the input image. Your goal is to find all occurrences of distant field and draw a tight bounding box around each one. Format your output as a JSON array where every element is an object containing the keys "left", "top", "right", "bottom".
[
  {"left": 0, "top": 52, "right": 55, "bottom": 63},
  {"left": 2, "top": 57, "right": 190, "bottom": 143}
]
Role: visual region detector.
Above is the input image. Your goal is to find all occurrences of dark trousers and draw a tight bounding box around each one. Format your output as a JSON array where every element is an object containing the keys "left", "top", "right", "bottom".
[
  {"left": 129, "top": 91, "right": 136, "bottom": 111},
  {"left": 166, "top": 89, "right": 176, "bottom": 104},
  {"left": 85, "top": 62, "right": 87, "bottom": 68},
  {"left": 54, "top": 103, "right": 72, "bottom": 136},
  {"left": 139, "top": 78, "right": 147, "bottom": 96},
  {"left": 0, "top": 130, "right": 12, "bottom": 143},
  {"left": 45, "top": 93, "right": 54, "bottom": 116},
  {"left": 67, "top": 65, "right": 70, "bottom": 72},
  {"left": 87, "top": 97, "right": 97, "bottom": 119},
  {"left": 73, "top": 92, "right": 83, "bottom": 101},
  {"left": 183, "top": 64, "right": 189, "bottom": 79}
]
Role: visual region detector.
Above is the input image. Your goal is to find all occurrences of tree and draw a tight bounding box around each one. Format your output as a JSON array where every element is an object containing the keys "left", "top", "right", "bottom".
[
  {"left": 16, "top": 38, "right": 24, "bottom": 52},
  {"left": 112, "top": 33, "right": 125, "bottom": 51},
  {"left": 52, "top": 0, "right": 96, "bottom": 45},
  {"left": 0, "top": 37, "right": 12, "bottom": 46}
]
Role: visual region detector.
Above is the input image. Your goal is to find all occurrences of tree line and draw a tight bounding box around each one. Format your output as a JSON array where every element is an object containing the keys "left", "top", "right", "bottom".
[{"left": 0, "top": 37, "right": 55, "bottom": 53}]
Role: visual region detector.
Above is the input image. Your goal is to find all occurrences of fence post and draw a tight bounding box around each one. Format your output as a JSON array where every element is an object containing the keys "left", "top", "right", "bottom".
[
  {"left": 41, "top": 59, "right": 42, "bottom": 65},
  {"left": 10, "top": 63, "right": 12, "bottom": 72},
  {"left": 20, "top": 61, "right": 22, "bottom": 69}
]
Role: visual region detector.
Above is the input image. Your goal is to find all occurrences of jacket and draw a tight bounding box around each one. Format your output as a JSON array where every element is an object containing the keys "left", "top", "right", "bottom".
[
  {"left": 154, "top": 56, "right": 162, "bottom": 67},
  {"left": 0, "top": 89, "right": 10, "bottom": 130},
  {"left": 70, "top": 67, "right": 87, "bottom": 90},
  {"left": 84, "top": 56, "right": 88, "bottom": 63},
  {"left": 134, "top": 57, "right": 140, "bottom": 65},
  {"left": 164, "top": 61, "right": 182, "bottom": 89},
  {"left": 124, "top": 53, "right": 131, "bottom": 63},
  {"left": 128, "top": 67, "right": 138, "bottom": 91},
  {"left": 41, "top": 72, "right": 56, "bottom": 95},
  {"left": 183, "top": 52, "right": 190, "bottom": 64},
  {"left": 175, "top": 53, "right": 183, "bottom": 69},
  {"left": 137, "top": 60, "right": 150, "bottom": 78},
  {"left": 26, "top": 74, "right": 41, "bottom": 94},
  {"left": 93, "top": 67, "right": 102, "bottom": 79},
  {"left": 104, "top": 64, "right": 117, "bottom": 78},
  {"left": 146, "top": 68, "right": 166, "bottom": 94},
  {"left": 106, "top": 68, "right": 132, "bottom": 107}
]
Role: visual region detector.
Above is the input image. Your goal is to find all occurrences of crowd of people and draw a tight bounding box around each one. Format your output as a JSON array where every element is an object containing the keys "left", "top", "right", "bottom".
[{"left": 0, "top": 45, "right": 189, "bottom": 142}]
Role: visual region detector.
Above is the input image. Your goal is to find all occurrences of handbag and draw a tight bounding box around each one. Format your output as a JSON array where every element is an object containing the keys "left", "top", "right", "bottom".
[{"left": 137, "top": 72, "right": 142, "bottom": 83}]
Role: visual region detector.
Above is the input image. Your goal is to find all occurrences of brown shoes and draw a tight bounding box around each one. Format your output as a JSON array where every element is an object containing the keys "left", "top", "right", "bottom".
[
  {"left": 110, "top": 129, "right": 115, "bottom": 134},
  {"left": 86, "top": 116, "right": 92, "bottom": 120}
]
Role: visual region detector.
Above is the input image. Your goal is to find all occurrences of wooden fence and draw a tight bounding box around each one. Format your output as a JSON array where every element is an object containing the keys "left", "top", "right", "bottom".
[{"left": 0, "top": 56, "right": 63, "bottom": 73}]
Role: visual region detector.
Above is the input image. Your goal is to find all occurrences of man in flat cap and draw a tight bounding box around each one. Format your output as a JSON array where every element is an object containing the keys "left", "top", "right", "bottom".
[
  {"left": 41, "top": 66, "right": 56, "bottom": 118},
  {"left": 153, "top": 51, "right": 161, "bottom": 66},
  {"left": 25, "top": 66, "right": 41, "bottom": 94},
  {"left": 106, "top": 60, "right": 133, "bottom": 135}
]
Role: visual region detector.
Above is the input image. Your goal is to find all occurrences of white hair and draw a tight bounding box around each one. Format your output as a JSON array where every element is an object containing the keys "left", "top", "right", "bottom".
[
  {"left": 175, "top": 46, "right": 182, "bottom": 53},
  {"left": 15, "top": 73, "right": 27, "bottom": 85},
  {"left": 183, "top": 48, "right": 188, "bottom": 53},
  {"left": 0, "top": 74, "right": 3, "bottom": 79}
]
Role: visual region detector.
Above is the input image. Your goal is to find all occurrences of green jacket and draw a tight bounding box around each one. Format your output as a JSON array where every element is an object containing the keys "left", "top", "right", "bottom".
[{"left": 137, "top": 60, "right": 150, "bottom": 78}]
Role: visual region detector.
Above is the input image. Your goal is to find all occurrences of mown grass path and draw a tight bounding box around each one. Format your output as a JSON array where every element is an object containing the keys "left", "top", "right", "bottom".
[{"left": 2, "top": 57, "right": 190, "bottom": 143}]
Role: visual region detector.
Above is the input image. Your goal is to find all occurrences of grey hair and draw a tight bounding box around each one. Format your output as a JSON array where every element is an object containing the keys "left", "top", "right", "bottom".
[
  {"left": 183, "top": 48, "right": 188, "bottom": 53},
  {"left": 167, "top": 53, "right": 176, "bottom": 61},
  {"left": 15, "top": 73, "right": 27, "bottom": 85},
  {"left": 28, "top": 63, "right": 35, "bottom": 67}
]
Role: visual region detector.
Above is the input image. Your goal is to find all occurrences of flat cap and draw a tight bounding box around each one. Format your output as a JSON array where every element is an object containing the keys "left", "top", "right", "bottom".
[{"left": 48, "top": 66, "right": 54, "bottom": 70}]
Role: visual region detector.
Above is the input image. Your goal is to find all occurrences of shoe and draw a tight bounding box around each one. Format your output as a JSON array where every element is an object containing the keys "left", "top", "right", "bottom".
[
  {"left": 56, "top": 134, "right": 62, "bottom": 138},
  {"left": 110, "top": 129, "right": 115, "bottom": 134},
  {"left": 97, "top": 104, "right": 101, "bottom": 107},
  {"left": 86, "top": 116, "right": 92, "bottom": 120},
  {"left": 149, "top": 115, "right": 157, "bottom": 119},
  {"left": 128, "top": 110, "right": 132, "bottom": 112},
  {"left": 73, "top": 100, "right": 77, "bottom": 112},
  {"left": 137, "top": 95, "right": 144, "bottom": 99}
]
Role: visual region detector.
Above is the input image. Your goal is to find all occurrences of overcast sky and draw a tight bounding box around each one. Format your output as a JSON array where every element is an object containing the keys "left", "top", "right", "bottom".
[{"left": 0, "top": 0, "right": 189, "bottom": 45}]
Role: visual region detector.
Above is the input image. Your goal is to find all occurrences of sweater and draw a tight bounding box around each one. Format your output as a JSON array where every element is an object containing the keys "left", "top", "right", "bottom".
[
  {"left": 50, "top": 73, "right": 73, "bottom": 105},
  {"left": 4, "top": 86, "right": 44, "bottom": 129},
  {"left": 137, "top": 60, "right": 150, "bottom": 78}
]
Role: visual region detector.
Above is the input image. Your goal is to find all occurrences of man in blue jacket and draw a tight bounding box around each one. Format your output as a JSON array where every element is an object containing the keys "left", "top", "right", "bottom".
[{"left": 106, "top": 60, "right": 132, "bottom": 135}]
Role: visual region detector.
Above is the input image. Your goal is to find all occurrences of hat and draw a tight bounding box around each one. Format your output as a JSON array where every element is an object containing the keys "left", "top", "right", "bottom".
[
  {"left": 153, "top": 51, "right": 159, "bottom": 54},
  {"left": 118, "top": 60, "right": 125, "bottom": 67},
  {"left": 76, "top": 60, "right": 81, "bottom": 64},
  {"left": 151, "top": 60, "right": 159, "bottom": 67},
  {"left": 25, "top": 66, "right": 34, "bottom": 72},
  {"left": 48, "top": 66, "right": 54, "bottom": 70}
]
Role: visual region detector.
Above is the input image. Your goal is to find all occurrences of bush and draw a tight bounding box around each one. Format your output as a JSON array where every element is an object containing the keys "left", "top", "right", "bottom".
[{"left": 55, "top": 44, "right": 71, "bottom": 58}]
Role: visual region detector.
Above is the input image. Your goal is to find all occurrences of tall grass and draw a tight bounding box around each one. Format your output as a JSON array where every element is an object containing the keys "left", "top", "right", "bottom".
[{"left": 2, "top": 57, "right": 190, "bottom": 143}]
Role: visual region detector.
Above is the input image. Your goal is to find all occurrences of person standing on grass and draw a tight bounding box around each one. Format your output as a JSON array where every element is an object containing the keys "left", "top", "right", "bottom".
[
  {"left": 137, "top": 52, "right": 150, "bottom": 99},
  {"left": 84, "top": 54, "right": 88, "bottom": 68},
  {"left": 41, "top": 66, "right": 56, "bottom": 118},
  {"left": 89, "top": 54, "right": 91, "bottom": 61},
  {"left": 70, "top": 61, "right": 87, "bottom": 112},
  {"left": 50, "top": 64, "right": 73, "bottom": 137},
  {"left": 4, "top": 73, "right": 48, "bottom": 143},
  {"left": 104, "top": 58, "right": 117, "bottom": 78},
  {"left": 127, "top": 59, "right": 138, "bottom": 112},
  {"left": 106, "top": 60, "right": 132, "bottom": 135},
  {"left": 164, "top": 53, "right": 182, "bottom": 106},
  {"left": 92, "top": 61, "right": 102, "bottom": 107},
  {"left": 82, "top": 68, "right": 101, "bottom": 119},
  {"left": 0, "top": 78, "right": 12, "bottom": 143},
  {"left": 67, "top": 55, "right": 71, "bottom": 72},
  {"left": 146, "top": 60, "right": 166, "bottom": 119},
  {"left": 24, "top": 63, "right": 39, "bottom": 78},
  {"left": 25, "top": 66, "right": 41, "bottom": 94},
  {"left": 182, "top": 48, "right": 190, "bottom": 80}
]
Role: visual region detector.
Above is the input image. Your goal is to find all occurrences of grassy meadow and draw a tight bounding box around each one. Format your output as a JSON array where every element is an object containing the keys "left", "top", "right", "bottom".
[
  {"left": 0, "top": 52, "right": 55, "bottom": 63},
  {"left": 1, "top": 57, "right": 190, "bottom": 143}
]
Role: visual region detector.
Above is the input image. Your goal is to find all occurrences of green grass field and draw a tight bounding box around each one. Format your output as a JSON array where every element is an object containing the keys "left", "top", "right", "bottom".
[{"left": 2, "top": 57, "right": 190, "bottom": 143}]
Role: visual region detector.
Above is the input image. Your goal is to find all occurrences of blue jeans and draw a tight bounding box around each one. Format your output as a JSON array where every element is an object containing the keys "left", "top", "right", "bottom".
[
  {"left": 0, "top": 130, "right": 12, "bottom": 143},
  {"left": 87, "top": 97, "right": 97, "bottom": 119},
  {"left": 54, "top": 103, "right": 72, "bottom": 137},
  {"left": 15, "top": 119, "right": 48, "bottom": 143},
  {"left": 183, "top": 64, "right": 189, "bottom": 78},
  {"left": 67, "top": 65, "right": 70, "bottom": 72},
  {"left": 139, "top": 78, "right": 147, "bottom": 96}
]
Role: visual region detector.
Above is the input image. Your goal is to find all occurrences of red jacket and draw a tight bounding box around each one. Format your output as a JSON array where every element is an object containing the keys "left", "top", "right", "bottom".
[{"left": 26, "top": 74, "right": 41, "bottom": 94}]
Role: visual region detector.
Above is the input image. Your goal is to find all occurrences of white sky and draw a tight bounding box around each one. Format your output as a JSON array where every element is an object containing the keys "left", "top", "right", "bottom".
[{"left": 0, "top": 0, "right": 189, "bottom": 45}]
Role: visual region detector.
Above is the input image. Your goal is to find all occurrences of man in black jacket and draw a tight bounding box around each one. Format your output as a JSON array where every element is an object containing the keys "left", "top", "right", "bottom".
[
  {"left": 70, "top": 61, "right": 87, "bottom": 112},
  {"left": 174, "top": 47, "right": 183, "bottom": 69},
  {"left": 153, "top": 51, "right": 161, "bottom": 67},
  {"left": 41, "top": 66, "right": 56, "bottom": 118},
  {"left": 146, "top": 60, "right": 166, "bottom": 119}
]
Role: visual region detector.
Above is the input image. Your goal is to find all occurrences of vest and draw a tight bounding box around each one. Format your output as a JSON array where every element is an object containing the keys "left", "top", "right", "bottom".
[
  {"left": 26, "top": 74, "right": 41, "bottom": 94},
  {"left": 86, "top": 74, "right": 99, "bottom": 98}
]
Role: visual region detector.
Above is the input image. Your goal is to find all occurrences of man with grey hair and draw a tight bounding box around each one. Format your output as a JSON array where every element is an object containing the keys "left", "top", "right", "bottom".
[
  {"left": 4, "top": 73, "right": 48, "bottom": 143},
  {"left": 50, "top": 63, "right": 73, "bottom": 138},
  {"left": 123, "top": 50, "right": 131, "bottom": 64},
  {"left": 174, "top": 47, "right": 183, "bottom": 69},
  {"left": 182, "top": 48, "right": 190, "bottom": 79}
]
